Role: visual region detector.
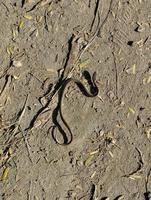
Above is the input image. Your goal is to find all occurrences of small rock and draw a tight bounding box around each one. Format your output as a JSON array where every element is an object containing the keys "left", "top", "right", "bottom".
[{"left": 12, "top": 60, "right": 22, "bottom": 67}]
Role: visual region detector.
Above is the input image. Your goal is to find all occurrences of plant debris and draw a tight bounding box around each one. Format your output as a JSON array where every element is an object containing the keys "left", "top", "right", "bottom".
[{"left": 0, "top": 167, "right": 10, "bottom": 182}]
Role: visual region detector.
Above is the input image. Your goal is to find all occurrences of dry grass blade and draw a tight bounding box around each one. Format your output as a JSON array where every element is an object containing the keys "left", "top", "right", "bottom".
[
  {"left": 84, "top": 154, "right": 94, "bottom": 166},
  {"left": 0, "top": 167, "right": 10, "bottom": 181}
]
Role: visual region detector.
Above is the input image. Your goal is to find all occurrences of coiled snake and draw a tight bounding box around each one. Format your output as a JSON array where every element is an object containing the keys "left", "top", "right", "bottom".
[{"left": 51, "top": 70, "right": 99, "bottom": 145}]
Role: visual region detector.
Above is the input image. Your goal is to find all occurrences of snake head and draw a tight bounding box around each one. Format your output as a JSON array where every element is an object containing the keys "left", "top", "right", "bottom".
[{"left": 82, "top": 70, "right": 98, "bottom": 96}]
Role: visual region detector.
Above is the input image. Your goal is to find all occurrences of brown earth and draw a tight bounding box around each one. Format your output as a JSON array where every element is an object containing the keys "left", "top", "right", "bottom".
[{"left": 0, "top": 0, "right": 151, "bottom": 200}]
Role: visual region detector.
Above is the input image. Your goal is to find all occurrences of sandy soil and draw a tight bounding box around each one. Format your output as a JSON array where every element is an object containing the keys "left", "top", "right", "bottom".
[{"left": 0, "top": 0, "right": 151, "bottom": 200}]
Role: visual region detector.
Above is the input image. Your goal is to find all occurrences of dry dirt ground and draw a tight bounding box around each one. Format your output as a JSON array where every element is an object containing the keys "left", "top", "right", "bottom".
[{"left": 0, "top": 0, "right": 151, "bottom": 200}]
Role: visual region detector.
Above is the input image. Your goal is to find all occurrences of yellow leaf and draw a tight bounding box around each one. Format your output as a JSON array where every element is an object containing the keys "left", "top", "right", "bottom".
[
  {"left": 84, "top": 155, "right": 94, "bottom": 166},
  {"left": 128, "top": 107, "right": 135, "bottom": 114},
  {"left": 47, "top": 4, "right": 52, "bottom": 12},
  {"left": 0, "top": 167, "right": 10, "bottom": 181},
  {"left": 24, "top": 15, "right": 33, "bottom": 20},
  {"left": 8, "top": 148, "right": 13, "bottom": 156},
  {"left": 12, "top": 28, "right": 18, "bottom": 38},
  {"left": 13, "top": 75, "right": 20, "bottom": 80},
  {"left": 19, "top": 21, "right": 24, "bottom": 29},
  {"left": 6, "top": 47, "right": 13, "bottom": 55},
  {"left": 79, "top": 59, "right": 90, "bottom": 69}
]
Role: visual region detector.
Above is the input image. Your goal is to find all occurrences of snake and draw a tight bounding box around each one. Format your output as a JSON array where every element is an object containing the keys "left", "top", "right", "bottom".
[{"left": 51, "top": 70, "right": 99, "bottom": 145}]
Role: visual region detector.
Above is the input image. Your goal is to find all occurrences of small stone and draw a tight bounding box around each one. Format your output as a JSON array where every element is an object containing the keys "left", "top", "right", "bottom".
[{"left": 12, "top": 60, "right": 22, "bottom": 67}]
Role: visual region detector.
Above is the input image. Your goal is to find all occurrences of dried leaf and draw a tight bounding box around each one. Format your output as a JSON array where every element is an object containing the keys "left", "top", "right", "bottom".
[
  {"left": 145, "top": 127, "right": 151, "bottom": 140},
  {"left": 126, "top": 64, "right": 136, "bottom": 74},
  {"left": 24, "top": 15, "right": 33, "bottom": 20},
  {"left": 91, "top": 171, "right": 96, "bottom": 179},
  {"left": 47, "top": 4, "right": 53, "bottom": 12},
  {"left": 84, "top": 155, "right": 94, "bottom": 166},
  {"left": 108, "top": 151, "right": 114, "bottom": 158},
  {"left": 128, "top": 107, "right": 135, "bottom": 114},
  {"left": 12, "top": 28, "right": 18, "bottom": 39},
  {"left": 19, "top": 21, "right": 24, "bottom": 30},
  {"left": 6, "top": 46, "right": 13, "bottom": 55},
  {"left": 13, "top": 75, "right": 20, "bottom": 80},
  {"left": 89, "top": 150, "right": 99, "bottom": 155},
  {"left": 147, "top": 76, "right": 151, "bottom": 84},
  {"left": 46, "top": 68, "right": 56, "bottom": 73},
  {"left": 0, "top": 167, "right": 10, "bottom": 181},
  {"left": 111, "top": 11, "right": 116, "bottom": 18},
  {"left": 129, "top": 174, "right": 142, "bottom": 180},
  {"left": 78, "top": 59, "right": 90, "bottom": 69},
  {"left": 40, "top": 0, "right": 50, "bottom": 6},
  {"left": 8, "top": 148, "right": 13, "bottom": 156}
]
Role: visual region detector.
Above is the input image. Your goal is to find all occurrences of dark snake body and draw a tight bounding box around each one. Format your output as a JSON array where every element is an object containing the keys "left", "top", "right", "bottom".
[{"left": 51, "top": 71, "right": 99, "bottom": 145}]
